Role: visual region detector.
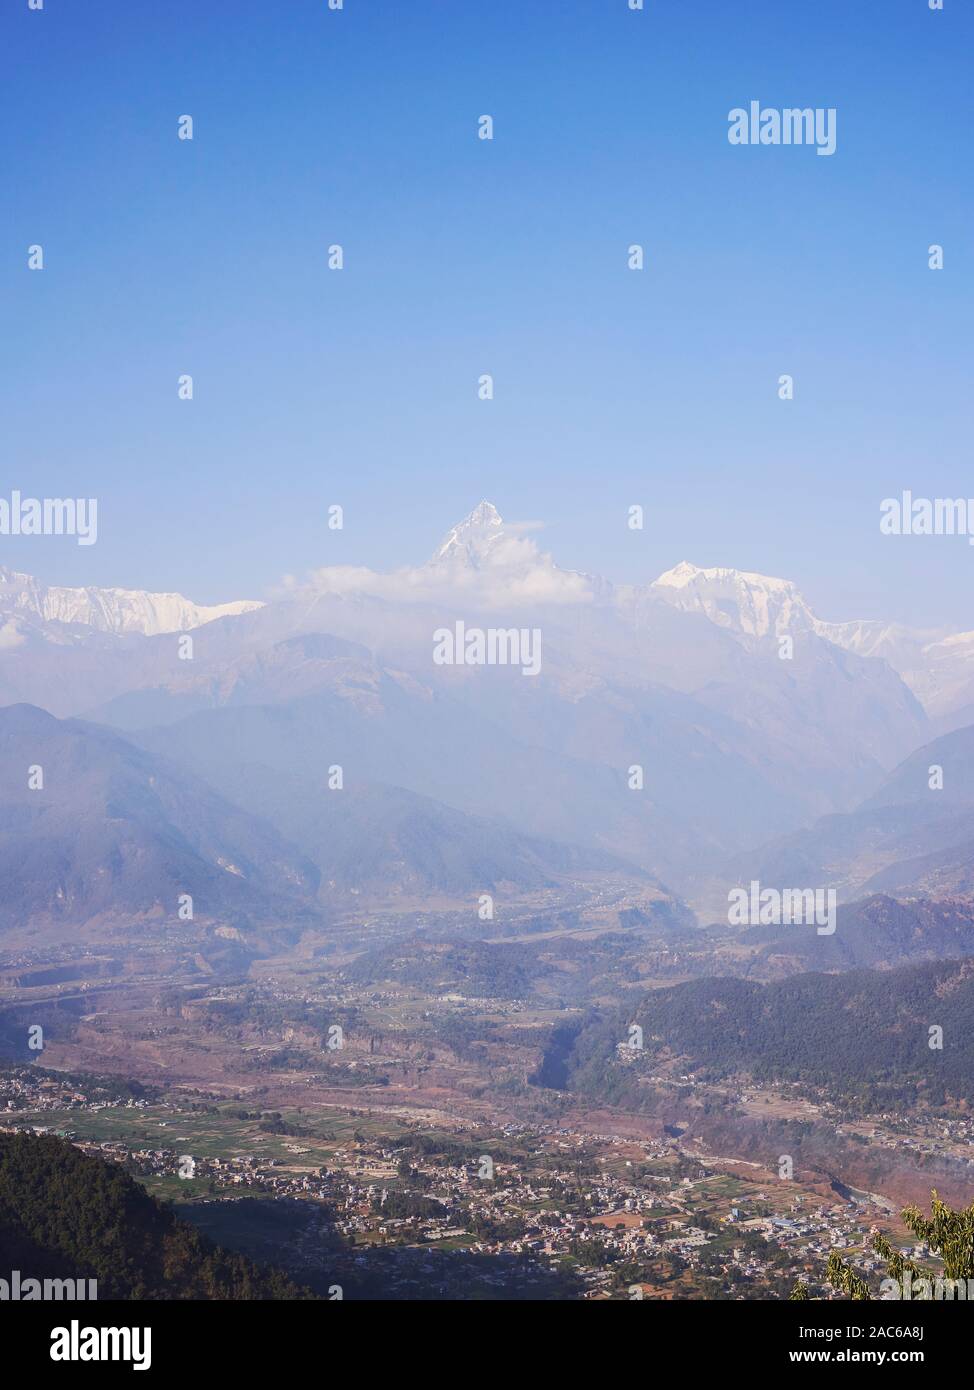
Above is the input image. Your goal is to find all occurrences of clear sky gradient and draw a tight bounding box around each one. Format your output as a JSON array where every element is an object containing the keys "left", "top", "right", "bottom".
[{"left": 2, "top": 0, "right": 971, "bottom": 627}]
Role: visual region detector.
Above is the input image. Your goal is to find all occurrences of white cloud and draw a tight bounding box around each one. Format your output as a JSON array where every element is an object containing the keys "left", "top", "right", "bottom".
[{"left": 279, "top": 520, "right": 597, "bottom": 609}]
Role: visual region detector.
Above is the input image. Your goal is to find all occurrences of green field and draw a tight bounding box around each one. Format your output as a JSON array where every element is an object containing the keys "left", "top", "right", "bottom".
[{"left": 3, "top": 1100, "right": 412, "bottom": 1165}]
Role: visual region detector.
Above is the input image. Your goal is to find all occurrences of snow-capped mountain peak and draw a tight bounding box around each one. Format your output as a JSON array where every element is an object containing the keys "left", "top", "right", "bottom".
[
  {"left": 645, "top": 559, "right": 974, "bottom": 718},
  {"left": 0, "top": 565, "right": 263, "bottom": 637},
  {"left": 650, "top": 561, "right": 813, "bottom": 638},
  {"left": 431, "top": 500, "right": 505, "bottom": 565},
  {"left": 424, "top": 502, "right": 609, "bottom": 604}
]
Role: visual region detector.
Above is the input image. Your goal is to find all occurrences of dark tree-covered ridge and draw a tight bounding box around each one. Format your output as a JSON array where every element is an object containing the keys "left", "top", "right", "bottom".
[{"left": 0, "top": 1131, "right": 312, "bottom": 1300}]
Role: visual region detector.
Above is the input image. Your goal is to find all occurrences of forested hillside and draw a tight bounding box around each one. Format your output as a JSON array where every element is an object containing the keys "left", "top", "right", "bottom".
[
  {"left": 0, "top": 1131, "right": 311, "bottom": 1299},
  {"left": 537, "top": 957, "right": 974, "bottom": 1111}
]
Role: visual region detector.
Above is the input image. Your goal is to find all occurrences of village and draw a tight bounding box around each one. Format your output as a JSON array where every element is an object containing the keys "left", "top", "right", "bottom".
[{"left": 0, "top": 1063, "right": 939, "bottom": 1300}]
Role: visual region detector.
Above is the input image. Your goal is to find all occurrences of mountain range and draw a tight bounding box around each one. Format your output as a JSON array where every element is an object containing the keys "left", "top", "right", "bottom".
[
  {"left": 5, "top": 502, "right": 971, "bottom": 719},
  {"left": 0, "top": 703, "right": 321, "bottom": 935},
  {"left": 1, "top": 501, "right": 973, "bottom": 927},
  {"left": 0, "top": 699, "right": 652, "bottom": 934},
  {"left": 0, "top": 563, "right": 261, "bottom": 637},
  {"left": 647, "top": 558, "right": 973, "bottom": 728},
  {"left": 738, "top": 724, "right": 974, "bottom": 904}
]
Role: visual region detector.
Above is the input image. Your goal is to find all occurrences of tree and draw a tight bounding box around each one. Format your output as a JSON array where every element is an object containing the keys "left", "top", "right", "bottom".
[
  {"left": 789, "top": 1279, "right": 809, "bottom": 1300},
  {"left": 826, "top": 1190, "right": 974, "bottom": 1300},
  {"left": 892, "top": 1191, "right": 974, "bottom": 1282},
  {"left": 826, "top": 1252, "right": 870, "bottom": 1300}
]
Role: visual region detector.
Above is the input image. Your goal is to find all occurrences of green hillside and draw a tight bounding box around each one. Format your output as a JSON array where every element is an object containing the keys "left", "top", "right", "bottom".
[{"left": 0, "top": 1130, "right": 311, "bottom": 1299}]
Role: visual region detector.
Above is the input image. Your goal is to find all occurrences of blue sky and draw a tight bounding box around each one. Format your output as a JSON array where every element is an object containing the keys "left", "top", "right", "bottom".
[{"left": 2, "top": 0, "right": 971, "bottom": 626}]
